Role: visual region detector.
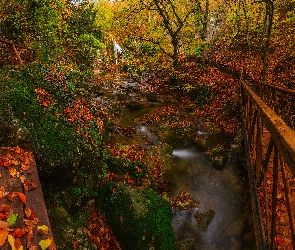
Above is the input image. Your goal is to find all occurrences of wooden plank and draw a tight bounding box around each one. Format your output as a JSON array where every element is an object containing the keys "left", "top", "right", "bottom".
[{"left": 0, "top": 147, "right": 55, "bottom": 249}]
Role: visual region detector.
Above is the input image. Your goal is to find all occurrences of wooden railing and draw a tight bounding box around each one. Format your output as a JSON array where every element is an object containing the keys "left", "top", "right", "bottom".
[
  {"left": 207, "top": 59, "right": 295, "bottom": 130},
  {"left": 241, "top": 80, "right": 295, "bottom": 250},
  {"left": 254, "top": 82, "right": 295, "bottom": 130}
]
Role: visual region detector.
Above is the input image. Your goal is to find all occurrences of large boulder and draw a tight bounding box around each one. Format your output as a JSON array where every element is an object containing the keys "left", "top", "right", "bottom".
[
  {"left": 48, "top": 207, "right": 96, "bottom": 250},
  {"left": 103, "top": 183, "right": 176, "bottom": 250}
]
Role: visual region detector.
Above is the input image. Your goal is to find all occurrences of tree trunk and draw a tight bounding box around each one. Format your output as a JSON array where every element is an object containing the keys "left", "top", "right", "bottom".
[
  {"left": 261, "top": 0, "right": 274, "bottom": 93},
  {"left": 200, "top": 0, "right": 209, "bottom": 65}
]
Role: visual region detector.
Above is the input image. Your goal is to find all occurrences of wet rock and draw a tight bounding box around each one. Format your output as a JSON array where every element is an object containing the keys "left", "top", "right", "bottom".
[
  {"left": 172, "top": 191, "right": 200, "bottom": 210},
  {"left": 194, "top": 209, "right": 215, "bottom": 232},
  {"left": 175, "top": 238, "right": 195, "bottom": 250}
]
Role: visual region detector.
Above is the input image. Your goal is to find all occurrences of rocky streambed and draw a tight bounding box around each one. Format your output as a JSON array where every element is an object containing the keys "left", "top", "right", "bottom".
[{"left": 169, "top": 147, "right": 256, "bottom": 250}]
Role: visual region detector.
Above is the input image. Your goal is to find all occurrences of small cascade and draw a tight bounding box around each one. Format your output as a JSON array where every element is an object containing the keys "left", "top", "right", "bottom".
[
  {"left": 172, "top": 149, "right": 196, "bottom": 158},
  {"left": 135, "top": 124, "right": 161, "bottom": 145}
]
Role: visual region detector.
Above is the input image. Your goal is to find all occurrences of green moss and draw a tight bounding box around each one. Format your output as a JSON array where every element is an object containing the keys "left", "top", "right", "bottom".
[
  {"left": 48, "top": 207, "right": 96, "bottom": 250},
  {"left": 158, "top": 126, "right": 195, "bottom": 148},
  {"left": 103, "top": 183, "right": 176, "bottom": 250},
  {"left": 204, "top": 145, "right": 228, "bottom": 170}
]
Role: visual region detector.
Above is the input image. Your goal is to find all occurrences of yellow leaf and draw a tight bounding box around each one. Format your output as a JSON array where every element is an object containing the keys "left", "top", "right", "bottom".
[
  {"left": 37, "top": 225, "right": 49, "bottom": 234},
  {"left": 9, "top": 168, "right": 17, "bottom": 178},
  {"left": 39, "top": 239, "right": 52, "bottom": 250},
  {"left": 8, "top": 235, "right": 23, "bottom": 250},
  {"left": 0, "top": 229, "right": 8, "bottom": 246}
]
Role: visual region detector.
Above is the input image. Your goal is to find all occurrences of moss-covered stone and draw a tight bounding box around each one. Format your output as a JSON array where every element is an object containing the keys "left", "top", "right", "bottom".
[
  {"left": 204, "top": 145, "right": 228, "bottom": 170},
  {"left": 194, "top": 209, "right": 215, "bottom": 233},
  {"left": 48, "top": 207, "right": 96, "bottom": 250},
  {"left": 157, "top": 125, "right": 196, "bottom": 148},
  {"left": 175, "top": 239, "right": 195, "bottom": 250},
  {"left": 103, "top": 183, "right": 176, "bottom": 250}
]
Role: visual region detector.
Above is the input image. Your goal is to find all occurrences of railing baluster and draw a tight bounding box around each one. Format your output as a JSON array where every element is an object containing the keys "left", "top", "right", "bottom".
[
  {"left": 255, "top": 115, "right": 263, "bottom": 179},
  {"left": 249, "top": 110, "right": 258, "bottom": 151},
  {"left": 262, "top": 138, "right": 274, "bottom": 243},
  {"left": 270, "top": 145, "right": 279, "bottom": 250}
]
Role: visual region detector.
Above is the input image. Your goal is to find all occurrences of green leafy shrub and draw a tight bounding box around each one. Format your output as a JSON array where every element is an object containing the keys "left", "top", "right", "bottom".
[{"left": 0, "top": 63, "right": 114, "bottom": 174}]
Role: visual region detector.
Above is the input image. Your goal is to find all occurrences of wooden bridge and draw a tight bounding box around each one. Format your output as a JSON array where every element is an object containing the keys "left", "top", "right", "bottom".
[{"left": 241, "top": 76, "right": 295, "bottom": 249}]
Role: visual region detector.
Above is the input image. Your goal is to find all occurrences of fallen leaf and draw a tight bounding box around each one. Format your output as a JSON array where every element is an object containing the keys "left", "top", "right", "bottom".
[
  {"left": 7, "top": 214, "right": 18, "bottom": 226},
  {"left": 0, "top": 204, "right": 13, "bottom": 220},
  {"left": 5, "top": 192, "right": 13, "bottom": 201},
  {"left": 21, "top": 164, "right": 30, "bottom": 171},
  {"left": 11, "top": 160, "right": 19, "bottom": 165},
  {"left": 24, "top": 208, "right": 36, "bottom": 220},
  {"left": 37, "top": 225, "right": 49, "bottom": 235},
  {"left": 0, "top": 229, "right": 8, "bottom": 246},
  {"left": 0, "top": 221, "right": 10, "bottom": 230},
  {"left": 20, "top": 175, "right": 26, "bottom": 184},
  {"left": 15, "top": 147, "right": 22, "bottom": 154},
  {"left": 24, "top": 180, "right": 37, "bottom": 191},
  {"left": 14, "top": 192, "right": 27, "bottom": 204},
  {"left": 26, "top": 226, "right": 33, "bottom": 248},
  {"left": 276, "top": 236, "right": 283, "bottom": 245},
  {"left": 73, "top": 240, "right": 79, "bottom": 249},
  {"left": 8, "top": 235, "right": 23, "bottom": 250},
  {"left": 39, "top": 238, "right": 52, "bottom": 250},
  {"left": 9, "top": 168, "right": 17, "bottom": 178},
  {"left": 11, "top": 228, "right": 25, "bottom": 238},
  {"left": 29, "top": 247, "right": 38, "bottom": 250},
  {"left": 14, "top": 237, "right": 22, "bottom": 250}
]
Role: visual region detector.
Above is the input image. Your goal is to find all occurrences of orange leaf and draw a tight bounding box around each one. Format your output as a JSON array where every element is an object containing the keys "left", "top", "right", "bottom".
[
  {"left": 14, "top": 192, "right": 26, "bottom": 204},
  {"left": 12, "top": 228, "right": 25, "bottom": 238},
  {"left": 0, "top": 229, "right": 8, "bottom": 246},
  {"left": 21, "top": 164, "right": 30, "bottom": 171},
  {"left": 9, "top": 168, "right": 17, "bottom": 178},
  {"left": 14, "top": 237, "right": 22, "bottom": 249}
]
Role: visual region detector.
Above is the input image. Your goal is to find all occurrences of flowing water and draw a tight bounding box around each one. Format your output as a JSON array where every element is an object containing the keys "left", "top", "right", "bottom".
[
  {"left": 112, "top": 96, "right": 256, "bottom": 249},
  {"left": 169, "top": 147, "right": 256, "bottom": 250}
]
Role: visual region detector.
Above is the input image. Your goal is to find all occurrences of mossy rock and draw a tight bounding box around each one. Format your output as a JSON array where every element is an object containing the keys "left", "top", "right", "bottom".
[
  {"left": 157, "top": 126, "right": 195, "bottom": 148},
  {"left": 175, "top": 239, "right": 195, "bottom": 250},
  {"left": 194, "top": 136, "right": 209, "bottom": 151},
  {"left": 103, "top": 183, "right": 176, "bottom": 250},
  {"left": 144, "top": 143, "right": 173, "bottom": 177},
  {"left": 194, "top": 209, "right": 215, "bottom": 233},
  {"left": 48, "top": 207, "right": 96, "bottom": 250},
  {"left": 204, "top": 145, "right": 228, "bottom": 170}
]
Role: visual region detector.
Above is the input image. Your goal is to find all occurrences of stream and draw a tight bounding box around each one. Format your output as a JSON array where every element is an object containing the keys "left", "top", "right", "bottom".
[
  {"left": 169, "top": 147, "right": 256, "bottom": 250},
  {"left": 110, "top": 87, "right": 256, "bottom": 249}
]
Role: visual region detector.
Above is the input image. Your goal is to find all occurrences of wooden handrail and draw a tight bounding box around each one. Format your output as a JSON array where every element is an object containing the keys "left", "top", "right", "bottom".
[{"left": 242, "top": 81, "right": 295, "bottom": 175}]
